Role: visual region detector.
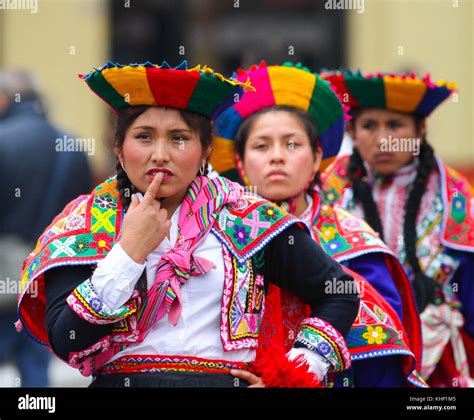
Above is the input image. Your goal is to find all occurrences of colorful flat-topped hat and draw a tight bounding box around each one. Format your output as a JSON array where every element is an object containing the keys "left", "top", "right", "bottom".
[
  {"left": 79, "top": 61, "right": 254, "bottom": 119},
  {"left": 320, "top": 70, "right": 457, "bottom": 117},
  {"left": 210, "top": 61, "right": 348, "bottom": 181}
]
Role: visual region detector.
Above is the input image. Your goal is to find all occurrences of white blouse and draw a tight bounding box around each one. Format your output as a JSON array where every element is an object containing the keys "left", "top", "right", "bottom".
[{"left": 90, "top": 193, "right": 329, "bottom": 377}]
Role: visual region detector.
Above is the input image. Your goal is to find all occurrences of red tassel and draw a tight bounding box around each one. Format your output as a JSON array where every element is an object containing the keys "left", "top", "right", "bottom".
[
  {"left": 250, "top": 350, "right": 321, "bottom": 388},
  {"left": 251, "top": 284, "right": 321, "bottom": 387}
]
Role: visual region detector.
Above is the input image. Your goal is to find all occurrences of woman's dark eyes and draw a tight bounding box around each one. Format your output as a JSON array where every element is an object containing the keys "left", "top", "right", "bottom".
[
  {"left": 172, "top": 135, "right": 189, "bottom": 142},
  {"left": 254, "top": 142, "right": 300, "bottom": 150},
  {"left": 362, "top": 122, "right": 403, "bottom": 129},
  {"left": 134, "top": 134, "right": 189, "bottom": 141},
  {"left": 388, "top": 122, "right": 403, "bottom": 129}
]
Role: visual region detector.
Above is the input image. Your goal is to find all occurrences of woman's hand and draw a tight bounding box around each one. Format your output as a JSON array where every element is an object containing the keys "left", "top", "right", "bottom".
[
  {"left": 119, "top": 173, "right": 172, "bottom": 264},
  {"left": 230, "top": 369, "right": 265, "bottom": 388}
]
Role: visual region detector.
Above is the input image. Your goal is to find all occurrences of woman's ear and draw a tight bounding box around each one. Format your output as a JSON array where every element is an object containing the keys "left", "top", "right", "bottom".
[
  {"left": 114, "top": 147, "right": 123, "bottom": 164},
  {"left": 204, "top": 144, "right": 213, "bottom": 162},
  {"left": 417, "top": 118, "right": 427, "bottom": 139},
  {"left": 346, "top": 120, "right": 355, "bottom": 142},
  {"left": 313, "top": 146, "right": 323, "bottom": 174}
]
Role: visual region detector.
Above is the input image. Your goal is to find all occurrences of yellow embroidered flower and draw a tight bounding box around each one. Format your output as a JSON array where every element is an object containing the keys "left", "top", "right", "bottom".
[
  {"left": 321, "top": 226, "right": 338, "bottom": 241},
  {"left": 362, "top": 326, "right": 387, "bottom": 345}
]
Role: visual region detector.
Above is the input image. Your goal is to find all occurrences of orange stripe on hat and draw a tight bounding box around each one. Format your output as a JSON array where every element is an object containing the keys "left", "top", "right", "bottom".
[{"left": 384, "top": 76, "right": 427, "bottom": 113}]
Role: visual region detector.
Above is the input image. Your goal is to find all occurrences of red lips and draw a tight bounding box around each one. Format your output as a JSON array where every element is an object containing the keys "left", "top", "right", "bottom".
[{"left": 146, "top": 168, "right": 173, "bottom": 176}]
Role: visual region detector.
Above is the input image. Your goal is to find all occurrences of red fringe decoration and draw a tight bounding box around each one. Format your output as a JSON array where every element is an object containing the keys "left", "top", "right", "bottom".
[
  {"left": 250, "top": 349, "right": 321, "bottom": 388},
  {"left": 250, "top": 284, "right": 321, "bottom": 387}
]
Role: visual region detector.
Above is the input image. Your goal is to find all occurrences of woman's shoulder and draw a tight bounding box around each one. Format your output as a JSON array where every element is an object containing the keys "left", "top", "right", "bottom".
[
  {"left": 21, "top": 177, "right": 122, "bottom": 288},
  {"left": 434, "top": 156, "right": 474, "bottom": 252},
  {"left": 212, "top": 184, "right": 305, "bottom": 264},
  {"left": 321, "top": 154, "right": 352, "bottom": 203},
  {"left": 313, "top": 199, "right": 393, "bottom": 262}
]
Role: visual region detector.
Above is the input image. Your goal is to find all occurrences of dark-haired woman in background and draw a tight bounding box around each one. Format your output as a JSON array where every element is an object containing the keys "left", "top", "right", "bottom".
[
  {"left": 322, "top": 71, "right": 474, "bottom": 387},
  {"left": 211, "top": 62, "right": 425, "bottom": 387},
  {"left": 16, "top": 61, "right": 360, "bottom": 388}
]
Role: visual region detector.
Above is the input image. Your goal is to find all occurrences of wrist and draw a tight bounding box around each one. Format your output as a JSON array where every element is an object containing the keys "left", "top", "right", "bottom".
[{"left": 118, "top": 239, "right": 147, "bottom": 264}]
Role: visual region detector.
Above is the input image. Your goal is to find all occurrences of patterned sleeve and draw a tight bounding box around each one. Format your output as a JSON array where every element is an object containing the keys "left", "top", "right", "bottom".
[
  {"left": 45, "top": 265, "right": 139, "bottom": 365},
  {"left": 263, "top": 224, "right": 358, "bottom": 372},
  {"left": 293, "top": 317, "right": 352, "bottom": 372},
  {"left": 67, "top": 278, "right": 138, "bottom": 325}
]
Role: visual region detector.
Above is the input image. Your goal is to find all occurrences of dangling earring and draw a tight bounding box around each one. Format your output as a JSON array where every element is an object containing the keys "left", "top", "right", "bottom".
[
  {"left": 198, "top": 161, "right": 207, "bottom": 176},
  {"left": 120, "top": 160, "right": 126, "bottom": 172}
]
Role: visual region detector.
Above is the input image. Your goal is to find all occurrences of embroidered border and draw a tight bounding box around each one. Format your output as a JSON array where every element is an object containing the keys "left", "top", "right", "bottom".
[
  {"left": 220, "top": 246, "right": 259, "bottom": 351},
  {"left": 294, "top": 317, "right": 351, "bottom": 372},
  {"left": 100, "top": 354, "right": 249, "bottom": 375},
  {"left": 67, "top": 278, "right": 137, "bottom": 324}
]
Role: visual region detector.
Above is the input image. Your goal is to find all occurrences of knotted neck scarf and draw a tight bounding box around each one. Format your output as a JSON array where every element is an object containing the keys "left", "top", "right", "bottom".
[{"left": 137, "top": 176, "right": 244, "bottom": 337}]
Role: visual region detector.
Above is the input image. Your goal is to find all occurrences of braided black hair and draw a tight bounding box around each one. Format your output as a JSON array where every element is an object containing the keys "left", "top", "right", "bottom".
[
  {"left": 347, "top": 115, "right": 438, "bottom": 313},
  {"left": 347, "top": 148, "right": 385, "bottom": 239},
  {"left": 402, "top": 140, "right": 438, "bottom": 313},
  {"left": 114, "top": 106, "right": 213, "bottom": 305},
  {"left": 235, "top": 105, "right": 322, "bottom": 192},
  {"left": 115, "top": 159, "right": 149, "bottom": 304}
]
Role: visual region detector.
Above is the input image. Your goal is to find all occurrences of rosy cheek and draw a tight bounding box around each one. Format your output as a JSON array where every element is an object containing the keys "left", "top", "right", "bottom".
[
  {"left": 242, "top": 153, "right": 263, "bottom": 184},
  {"left": 171, "top": 141, "right": 203, "bottom": 178},
  {"left": 123, "top": 140, "right": 148, "bottom": 167},
  {"left": 293, "top": 150, "right": 316, "bottom": 175}
]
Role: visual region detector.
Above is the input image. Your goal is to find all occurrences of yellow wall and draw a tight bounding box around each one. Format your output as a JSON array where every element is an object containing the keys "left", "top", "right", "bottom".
[
  {"left": 1, "top": 0, "right": 472, "bottom": 169},
  {"left": 0, "top": 0, "right": 111, "bottom": 178},
  {"left": 347, "top": 0, "right": 473, "bottom": 166}
]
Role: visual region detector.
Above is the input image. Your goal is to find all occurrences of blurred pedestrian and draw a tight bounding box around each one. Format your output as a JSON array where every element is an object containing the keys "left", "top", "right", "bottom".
[{"left": 0, "top": 69, "right": 93, "bottom": 386}]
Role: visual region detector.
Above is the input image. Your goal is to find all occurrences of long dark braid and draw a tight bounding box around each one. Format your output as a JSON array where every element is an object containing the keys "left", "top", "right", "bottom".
[
  {"left": 348, "top": 131, "right": 439, "bottom": 312},
  {"left": 347, "top": 148, "right": 385, "bottom": 239},
  {"left": 402, "top": 141, "right": 438, "bottom": 312},
  {"left": 115, "top": 159, "right": 149, "bottom": 305}
]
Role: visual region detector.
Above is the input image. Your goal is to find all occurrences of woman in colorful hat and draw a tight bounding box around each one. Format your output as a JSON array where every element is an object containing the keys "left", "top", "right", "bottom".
[
  {"left": 322, "top": 70, "right": 474, "bottom": 387},
  {"left": 16, "top": 61, "right": 360, "bottom": 388},
  {"left": 210, "top": 61, "right": 425, "bottom": 387}
]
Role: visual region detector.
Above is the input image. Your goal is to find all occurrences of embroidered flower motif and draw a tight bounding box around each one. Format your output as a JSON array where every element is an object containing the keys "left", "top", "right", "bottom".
[
  {"left": 362, "top": 326, "right": 388, "bottom": 345},
  {"left": 452, "top": 195, "right": 466, "bottom": 216},
  {"left": 316, "top": 341, "right": 332, "bottom": 356},
  {"left": 89, "top": 232, "right": 113, "bottom": 254},
  {"left": 89, "top": 297, "right": 103, "bottom": 312},
  {"left": 94, "top": 195, "right": 116, "bottom": 210},
  {"left": 346, "top": 233, "right": 365, "bottom": 246},
  {"left": 321, "top": 226, "right": 338, "bottom": 241},
  {"left": 260, "top": 205, "right": 279, "bottom": 221},
  {"left": 73, "top": 238, "right": 89, "bottom": 254},
  {"left": 230, "top": 198, "right": 248, "bottom": 211},
  {"left": 373, "top": 305, "right": 386, "bottom": 322},
  {"left": 66, "top": 214, "right": 85, "bottom": 231},
  {"left": 340, "top": 216, "right": 364, "bottom": 231},
  {"left": 327, "top": 238, "right": 344, "bottom": 253},
  {"left": 233, "top": 225, "right": 250, "bottom": 245}
]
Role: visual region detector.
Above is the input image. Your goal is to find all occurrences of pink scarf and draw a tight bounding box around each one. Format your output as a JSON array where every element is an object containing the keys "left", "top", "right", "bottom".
[{"left": 137, "top": 176, "right": 244, "bottom": 337}]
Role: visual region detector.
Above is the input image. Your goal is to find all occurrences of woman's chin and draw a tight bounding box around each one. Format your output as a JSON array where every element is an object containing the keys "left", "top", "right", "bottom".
[
  {"left": 371, "top": 161, "right": 402, "bottom": 176},
  {"left": 260, "top": 187, "right": 300, "bottom": 203}
]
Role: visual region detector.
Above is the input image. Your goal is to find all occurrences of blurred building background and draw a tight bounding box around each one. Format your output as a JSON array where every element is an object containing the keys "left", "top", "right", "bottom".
[{"left": 0, "top": 0, "right": 472, "bottom": 386}]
